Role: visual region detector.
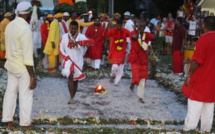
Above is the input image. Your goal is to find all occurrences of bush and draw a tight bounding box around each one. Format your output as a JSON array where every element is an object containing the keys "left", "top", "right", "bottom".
[{"left": 54, "top": 3, "right": 74, "bottom": 14}]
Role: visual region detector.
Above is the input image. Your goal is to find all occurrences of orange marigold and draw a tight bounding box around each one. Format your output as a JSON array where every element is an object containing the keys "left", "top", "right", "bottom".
[{"left": 58, "top": 0, "right": 74, "bottom": 5}]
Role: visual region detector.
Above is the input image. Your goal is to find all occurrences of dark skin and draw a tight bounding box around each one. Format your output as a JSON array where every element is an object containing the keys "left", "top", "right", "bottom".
[
  {"left": 63, "top": 16, "right": 70, "bottom": 22},
  {"left": 68, "top": 25, "right": 79, "bottom": 104},
  {"left": 129, "top": 22, "right": 161, "bottom": 103},
  {"left": 6, "top": 11, "right": 36, "bottom": 130}
]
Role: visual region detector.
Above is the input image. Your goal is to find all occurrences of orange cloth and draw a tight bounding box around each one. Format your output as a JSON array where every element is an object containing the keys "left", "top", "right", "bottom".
[{"left": 58, "top": 0, "right": 74, "bottom": 5}]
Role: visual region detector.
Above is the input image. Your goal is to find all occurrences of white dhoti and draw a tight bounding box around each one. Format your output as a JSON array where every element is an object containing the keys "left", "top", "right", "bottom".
[
  {"left": 42, "top": 54, "right": 48, "bottom": 70},
  {"left": 137, "top": 79, "right": 146, "bottom": 99},
  {"left": 62, "top": 60, "right": 85, "bottom": 81},
  {"left": 184, "top": 99, "right": 214, "bottom": 132},
  {"left": 110, "top": 64, "right": 124, "bottom": 85},
  {"left": 91, "top": 59, "right": 101, "bottom": 69},
  {"left": 2, "top": 71, "right": 33, "bottom": 126}
]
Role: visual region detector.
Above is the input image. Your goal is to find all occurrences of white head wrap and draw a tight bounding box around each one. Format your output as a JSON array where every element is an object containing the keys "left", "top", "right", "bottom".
[
  {"left": 15, "top": 1, "right": 32, "bottom": 15},
  {"left": 63, "top": 12, "right": 70, "bottom": 16}
]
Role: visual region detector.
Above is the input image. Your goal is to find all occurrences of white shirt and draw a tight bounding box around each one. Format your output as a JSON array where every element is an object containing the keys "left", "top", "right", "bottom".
[
  {"left": 188, "top": 20, "right": 197, "bottom": 36},
  {"left": 5, "top": 17, "right": 34, "bottom": 74},
  {"left": 59, "top": 22, "right": 66, "bottom": 37},
  {"left": 144, "top": 26, "right": 151, "bottom": 33},
  {"left": 124, "top": 19, "right": 134, "bottom": 32}
]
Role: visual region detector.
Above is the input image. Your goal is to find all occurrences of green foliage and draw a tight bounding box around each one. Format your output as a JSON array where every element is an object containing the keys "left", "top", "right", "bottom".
[
  {"left": 74, "top": 2, "right": 87, "bottom": 13},
  {"left": 54, "top": 3, "right": 74, "bottom": 14}
]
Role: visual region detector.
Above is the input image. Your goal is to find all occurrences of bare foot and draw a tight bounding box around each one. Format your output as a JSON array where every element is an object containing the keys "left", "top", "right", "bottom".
[
  {"left": 130, "top": 83, "right": 135, "bottom": 91},
  {"left": 6, "top": 122, "right": 16, "bottom": 129},
  {"left": 21, "top": 125, "right": 35, "bottom": 130},
  {"left": 68, "top": 98, "right": 78, "bottom": 104},
  {"left": 138, "top": 98, "right": 145, "bottom": 103}
]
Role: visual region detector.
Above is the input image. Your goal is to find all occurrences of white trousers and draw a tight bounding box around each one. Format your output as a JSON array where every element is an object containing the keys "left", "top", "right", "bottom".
[
  {"left": 42, "top": 54, "right": 48, "bottom": 70},
  {"left": 2, "top": 71, "right": 33, "bottom": 126},
  {"left": 137, "top": 79, "right": 146, "bottom": 99},
  {"left": 91, "top": 59, "right": 101, "bottom": 69},
  {"left": 184, "top": 99, "right": 214, "bottom": 132},
  {"left": 110, "top": 64, "right": 124, "bottom": 85},
  {"left": 125, "top": 40, "right": 131, "bottom": 70}
]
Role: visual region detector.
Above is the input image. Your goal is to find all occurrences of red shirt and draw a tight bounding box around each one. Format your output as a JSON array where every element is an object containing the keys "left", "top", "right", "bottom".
[
  {"left": 84, "top": 25, "right": 105, "bottom": 59},
  {"left": 172, "top": 26, "right": 186, "bottom": 50},
  {"left": 128, "top": 31, "right": 153, "bottom": 65},
  {"left": 165, "top": 22, "right": 174, "bottom": 36},
  {"left": 183, "top": 31, "right": 215, "bottom": 102},
  {"left": 104, "top": 28, "right": 130, "bottom": 64},
  {"left": 40, "top": 22, "right": 49, "bottom": 48}
]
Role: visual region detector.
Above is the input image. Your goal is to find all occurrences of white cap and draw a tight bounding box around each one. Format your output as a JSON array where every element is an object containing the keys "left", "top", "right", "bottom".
[
  {"left": 124, "top": 11, "right": 131, "bottom": 16},
  {"left": 15, "top": 1, "right": 32, "bottom": 15},
  {"left": 63, "top": 12, "right": 70, "bottom": 16}
]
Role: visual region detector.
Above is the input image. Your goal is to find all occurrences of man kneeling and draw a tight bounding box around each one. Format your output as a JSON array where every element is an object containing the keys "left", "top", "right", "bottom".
[{"left": 59, "top": 21, "right": 94, "bottom": 104}]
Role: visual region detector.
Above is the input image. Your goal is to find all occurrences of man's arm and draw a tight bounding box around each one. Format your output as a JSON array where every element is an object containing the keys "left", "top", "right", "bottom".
[
  {"left": 20, "top": 28, "right": 37, "bottom": 89},
  {"left": 185, "top": 60, "right": 199, "bottom": 86},
  {"left": 26, "top": 65, "right": 36, "bottom": 89}
]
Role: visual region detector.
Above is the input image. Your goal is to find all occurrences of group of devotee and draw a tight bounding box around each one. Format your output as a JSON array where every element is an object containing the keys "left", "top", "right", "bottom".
[{"left": 0, "top": 1, "right": 215, "bottom": 133}]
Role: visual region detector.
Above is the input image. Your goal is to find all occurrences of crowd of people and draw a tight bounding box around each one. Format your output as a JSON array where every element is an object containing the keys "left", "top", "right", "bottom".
[{"left": 0, "top": 1, "right": 215, "bottom": 133}]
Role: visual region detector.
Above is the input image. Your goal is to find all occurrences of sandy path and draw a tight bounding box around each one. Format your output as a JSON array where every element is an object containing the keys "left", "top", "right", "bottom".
[{"left": 32, "top": 78, "right": 186, "bottom": 121}]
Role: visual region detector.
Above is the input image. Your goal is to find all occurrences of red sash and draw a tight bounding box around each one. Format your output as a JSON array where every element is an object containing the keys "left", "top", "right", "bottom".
[{"left": 61, "top": 21, "right": 68, "bottom": 33}]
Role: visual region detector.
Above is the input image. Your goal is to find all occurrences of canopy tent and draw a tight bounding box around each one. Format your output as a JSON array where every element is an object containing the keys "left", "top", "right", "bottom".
[{"left": 198, "top": 0, "right": 215, "bottom": 14}]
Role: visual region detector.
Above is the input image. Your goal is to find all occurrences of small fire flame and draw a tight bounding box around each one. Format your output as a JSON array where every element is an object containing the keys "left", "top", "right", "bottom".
[{"left": 97, "top": 85, "right": 102, "bottom": 90}]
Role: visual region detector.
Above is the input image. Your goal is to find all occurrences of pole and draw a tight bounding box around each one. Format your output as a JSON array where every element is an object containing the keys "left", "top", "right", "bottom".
[{"left": 109, "top": 0, "right": 114, "bottom": 18}]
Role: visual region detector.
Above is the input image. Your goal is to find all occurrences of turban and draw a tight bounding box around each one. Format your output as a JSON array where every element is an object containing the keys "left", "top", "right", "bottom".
[
  {"left": 54, "top": 13, "right": 63, "bottom": 18},
  {"left": 114, "top": 13, "right": 121, "bottom": 18},
  {"left": 47, "top": 14, "right": 54, "bottom": 18},
  {"left": 4, "top": 12, "right": 13, "bottom": 17},
  {"left": 63, "top": 12, "right": 70, "bottom": 16},
  {"left": 124, "top": 11, "right": 131, "bottom": 16},
  {"left": 99, "top": 13, "right": 106, "bottom": 18},
  {"left": 15, "top": 1, "right": 32, "bottom": 15}
]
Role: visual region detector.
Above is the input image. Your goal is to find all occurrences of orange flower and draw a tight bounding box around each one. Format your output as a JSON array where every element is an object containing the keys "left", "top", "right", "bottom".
[{"left": 58, "top": 0, "right": 74, "bottom": 5}]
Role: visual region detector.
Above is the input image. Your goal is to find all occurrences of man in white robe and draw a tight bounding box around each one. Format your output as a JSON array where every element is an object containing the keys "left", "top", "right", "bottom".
[
  {"left": 59, "top": 21, "right": 94, "bottom": 104},
  {"left": 124, "top": 11, "right": 134, "bottom": 70}
]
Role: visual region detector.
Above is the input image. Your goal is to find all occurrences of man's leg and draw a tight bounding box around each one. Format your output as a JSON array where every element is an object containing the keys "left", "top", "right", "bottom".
[
  {"left": 137, "top": 79, "right": 145, "bottom": 103},
  {"left": 184, "top": 99, "right": 203, "bottom": 131},
  {"left": 110, "top": 64, "right": 118, "bottom": 83},
  {"left": 114, "top": 64, "right": 124, "bottom": 85},
  {"left": 42, "top": 54, "right": 48, "bottom": 71},
  {"left": 2, "top": 71, "right": 19, "bottom": 128},
  {"left": 94, "top": 59, "right": 101, "bottom": 69},
  {"left": 48, "top": 50, "right": 57, "bottom": 74},
  {"left": 68, "top": 73, "right": 79, "bottom": 104},
  {"left": 18, "top": 71, "right": 34, "bottom": 127},
  {"left": 91, "top": 60, "right": 95, "bottom": 69},
  {"left": 200, "top": 102, "right": 214, "bottom": 132}
]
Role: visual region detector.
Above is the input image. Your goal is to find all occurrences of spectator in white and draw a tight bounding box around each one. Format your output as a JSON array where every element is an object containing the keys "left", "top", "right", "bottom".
[
  {"left": 186, "top": 14, "right": 198, "bottom": 36},
  {"left": 2, "top": 1, "right": 36, "bottom": 129},
  {"left": 177, "top": 6, "right": 184, "bottom": 18},
  {"left": 80, "top": 13, "right": 90, "bottom": 35},
  {"left": 124, "top": 11, "right": 134, "bottom": 70},
  {"left": 161, "top": 17, "right": 167, "bottom": 35},
  {"left": 62, "top": 12, "right": 70, "bottom": 30},
  {"left": 99, "top": 13, "right": 109, "bottom": 29},
  {"left": 59, "top": 17, "right": 66, "bottom": 37}
]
